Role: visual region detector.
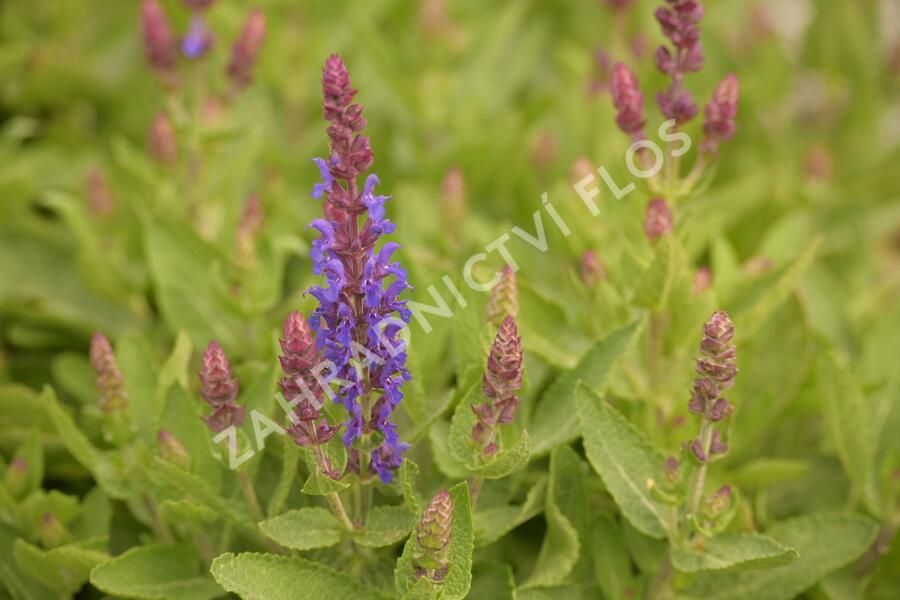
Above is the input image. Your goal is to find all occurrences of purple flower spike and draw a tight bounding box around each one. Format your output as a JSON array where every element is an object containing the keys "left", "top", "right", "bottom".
[
  {"left": 227, "top": 9, "right": 266, "bottom": 91},
  {"left": 141, "top": 0, "right": 178, "bottom": 85},
  {"left": 199, "top": 341, "right": 244, "bottom": 432},
  {"left": 307, "top": 55, "right": 411, "bottom": 483},
  {"left": 611, "top": 63, "right": 646, "bottom": 140},
  {"left": 653, "top": 0, "right": 704, "bottom": 126},
  {"left": 472, "top": 316, "right": 523, "bottom": 457},
  {"left": 89, "top": 333, "right": 128, "bottom": 414},
  {"left": 702, "top": 74, "right": 740, "bottom": 155},
  {"left": 644, "top": 197, "right": 673, "bottom": 241}
]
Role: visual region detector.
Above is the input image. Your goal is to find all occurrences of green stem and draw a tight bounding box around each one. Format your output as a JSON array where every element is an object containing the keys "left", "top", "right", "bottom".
[
  {"left": 646, "top": 550, "right": 673, "bottom": 600},
  {"left": 689, "top": 420, "right": 713, "bottom": 515},
  {"left": 469, "top": 476, "right": 485, "bottom": 511},
  {"left": 327, "top": 492, "right": 356, "bottom": 531},
  {"left": 142, "top": 494, "right": 174, "bottom": 544},
  {"left": 238, "top": 470, "right": 265, "bottom": 522}
]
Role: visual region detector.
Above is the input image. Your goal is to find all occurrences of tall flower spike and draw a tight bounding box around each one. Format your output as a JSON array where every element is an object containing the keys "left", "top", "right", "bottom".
[
  {"left": 611, "top": 63, "right": 646, "bottom": 140},
  {"left": 199, "top": 341, "right": 244, "bottom": 432},
  {"left": 141, "top": 0, "right": 178, "bottom": 84},
  {"left": 227, "top": 9, "right": 266, "bottom": 91},
  {"left": 90, "top": 333, "right": 128, "bottom": 413},
  {"left": 472, "top": 316, "right": 523, "bottom": 457},
  {"left": 279, "top": 311, "right": 338, "bottom": 451},
  {"left": 701, "top": 74, "right": 739, "bottom": 155},
  {"left": 653, "top": 0, "right": 704, "bottom": 125},
  {"left": 308, "top": 55, "right": 412, "bottom": 483},
  {"left": 486, "top": 266, "right": 518, "bottom": 327},
  {"left": 414, "top": 490, "right": 453, "bottom": 582}
]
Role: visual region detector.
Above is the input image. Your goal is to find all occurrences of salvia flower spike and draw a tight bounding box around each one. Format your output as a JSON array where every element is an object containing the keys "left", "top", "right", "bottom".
[
  {"left": 308, "top": 54, "right": 412, "bottom": 483},
  {"left": 701, "top": 74, "right": 740, "bottom": 155},
  {"left": 414, "top": 490, "right": 453, "bottom": 582},
  {"left": 644, "top": 197, "right": 673, "bottom": 240},
  {"left": 653, "top": 0, "right": 703, "bottom": 126},
  {"left": 472, "top": 315, "right": 523, "bottom": 457},
  {"left": 611, "top": 63, "right": 646, "bottom": 141},
  {"left": 279, "top": 311, "right": 338, "bottom": 451},
  {"left": 227, "top": 9, "right": 266, "bottom": 92},
  {"left": 199, "top": 340, "right": 244, "bottom": 433},
  {"left": 141, "top": 0, "right": 178, "bottom": 85},
  {"left": 90, "top": 333, "right": 128, "bottom": 414},
  {"left": 486, "top": 265, "right": 518, "bottom": 327}
]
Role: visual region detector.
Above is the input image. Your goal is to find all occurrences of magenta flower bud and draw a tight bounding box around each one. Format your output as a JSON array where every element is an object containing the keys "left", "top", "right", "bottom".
[
  {"left": 693, "top": 266, "right": 712, "bottom": 293},
  {"left": 4, "top": 456, "right": 28, "bottom": 498},
  {"left": 611, "top": 63, "right": 646, "bottom": 140},
  {"left": 85, "top": 168, "right": 115, "bottom": 218},
  {"left": 703, "top": 484, "right": 733, "bottom": 518},
  {"left": 200, "top": 341, "right": 239, "bottom": 407},
  {"left": 654, "top": 46, "right": 676, "bottom": 76},
  {"left": 472, "top": 316, "right": 523, "bottom": 455},
  {"left": 147, "top": 112, "right": 177, "bottom": 165},
  {"left": 158, "top": 430, "right": 191, "bottom": 469},
  {"left": 440, "top": 167, "right": 467, "bottom": 231},
  {"left": 605, "top": 0, "right": 635, "bottom": 10},
  {"left": 235, "top": 194, "right": 264, "bottom": 267},
  {"left": 644, "top": 197, "right": 673, "bottom": 241},
  {"left": 39, "top": 513, "right": 68, "bottom": 549},
  {"left": 486, "top": 266, "right": 518, "bottom": 327},
  {"left": 414, "top": 490, "right": 453, "bottom": 582},
  {"left": 581, "top": 250, "right": 606, "bottom": 288},
  {"left": 702, "top": 74, "right": 739, "bottom": 155},
  {"left": 656, "top": 85, "right": 699, "bottom": 126},
  {"left": 90, "top": 333, "right": 128, "bottom": 414},
  {"left": 690, "top": 438, "right": 708, "bottom": 463},
  {"left": 181, "top": 0, "right": 215, "bottom": 11},
  {"left": 141, "top": 0, "right": 178, "bottom": 84},
  {"left": 227, "top": 9, "right": 266, "bottom": 91},
  {"left": 319, "top": 54, "right": 373, "bottom": 184},
  {"left": 530, "top": 130, "right": 557, "bottom": 171}
]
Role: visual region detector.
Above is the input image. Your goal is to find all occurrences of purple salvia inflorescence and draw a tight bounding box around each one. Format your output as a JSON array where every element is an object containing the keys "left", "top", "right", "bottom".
[
  {"left": 701, "top": 74, "right": 740, "bottom": 155},
  {"left": 141, "top": 0, "right": 178, "bottom": 84},
  {"left": 308, "top": 54, "right": 412, "bottom": 483},
  {"left": 90, "top": 333, "right": 128, "bottom": 413},
  {"left": 199, "top": 341, "right": 244, "bottom": 433},
  {"left": 278, "top": 311, "right": 339, "bottom": 451},
  {"left": 472, "top": 316, "right": 523, "bottom": 457},
  {"left": 654, "top": 0, "right": 704, "bottom": 126},
  {"left": 226, "top": 9, "right": 266, "bottom": 91},
  {"left": 611, "top": 63, "right": 646, "bottom": 141},
  {"left": 687, "top": 311, "right": 737, "bottom": 462},
  {"left": 182, "top": 16, "right": 214, "bottom": 60}
]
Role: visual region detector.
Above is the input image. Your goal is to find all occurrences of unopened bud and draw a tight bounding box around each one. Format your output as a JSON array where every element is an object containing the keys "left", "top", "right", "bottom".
[
  {"left": 4, "top": 456, "right": 28, "bottom": 498},
  {"left": 440, "top": 167, "right": 466, "bottom": 231},
  {"left": 486, "top": 266, "right": 517, "bottom": 327},
  {"left": 581, "top": 250, "right": 606, "bottom": 288},
  {"left": 530, "top": 130, "right": 557, "bottom": 171},
  {"left": 414, "top": 490, "right": 452, "bottom": 582},
  {"left": 85, "top": 168, "right": 115, "bottom": 218},
  {"left": 39, "top": 513, "right": 68, "bottom": 549},
  {"left": 158, "top": 430, "right": 191, "bottom": 469},
  {"left": 227, "top": 9, "right": 266, "bottom": 91},
  {"left": 141, "top": 0, "right": 178, "bottom": 84},
  {"left": 147, "top": 112, "right": 177, "bottom": 165},
  {"left": 644, "top": 197, "right": 673, "bottom": 240},
  {"left": 90, "top": 333, "right": 128, "bottom": 414}
]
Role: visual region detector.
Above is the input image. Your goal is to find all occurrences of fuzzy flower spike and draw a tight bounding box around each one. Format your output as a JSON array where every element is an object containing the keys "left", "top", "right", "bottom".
[
  {"left": 199, "top": 341, "right": 244, "bottom": 433},
  {"left": 308, "top": 54, "right": 412, "bottom": 483}
]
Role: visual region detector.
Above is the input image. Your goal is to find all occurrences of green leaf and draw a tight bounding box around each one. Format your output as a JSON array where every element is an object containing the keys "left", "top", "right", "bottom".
[
  {"left": 470, "top": 562, "right": 515, "bottom": 600},
  {"left": 429, "top": 419, "right": 470, "bottom": 479},
  {"left": 589, "top": 514, "right": 635, "bottom": 600},
  {"left": 211, "top": 552, "right": 393, "bottom": 600},
  {"left": 816, "top": 352, "right": 879, "bottom": 512},
  {"left": 729, "top": 458, "right": 810, "bottom": 490},
  {"left": 682, "top": 513, "right": 879, "bottom": 600},
  {"left": 530, "top": 322, "right": 640, "bottom": 456},
  {"left": 447, "top": 380, "right": 481, "bottom": 467},
  {"left": 9, "top": 429, "right": 43, "bottom": 497},
  {"left": 396, "top": 481, "right": 474, "bottom": 599},
  {"left": 301, "top": 437, "right": 349, "bottom": 495},
  {"left": 474, "top": 478, "right": 546, "bottom": 547},
  {"left": 158, "top": 500, "right": 218, "bottom": 525},
  {"left": 13, "top": 539, "right": 108, "bottom": 596},
  {"left": 397, "top": 459, "right": 423, "bottom": 513},
  {"left": 522, "top": 446, "right": 584, "bottom": 588},
  {"left": 267, "top": 437, "right": 302, "bottom": 516},
  {"left": 576, "top": 386, "right": 667, "bottom": 539},
  {"left": 117, "top": 333, "right": 161, "bottom": 445},
  {"left": 355, "top": 506, "right": 417, "bottom": 548},
  {"left": 671, "top": 533, "right": 797, "bottom": 573},
  {"left": 731, "top": 236, "right": 820, "bottom": 337},
  {"left": 258, "top": 507, "right": 342, "bottom": 551},
  {"left": 632, "top": 236, "right": 689, "bottom": 310},
  {"left": 90, "top": 544, "right": 221, "bottom": 600}
]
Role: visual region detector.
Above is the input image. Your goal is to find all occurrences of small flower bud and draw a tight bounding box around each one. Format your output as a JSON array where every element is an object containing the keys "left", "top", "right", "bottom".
[
  {"left": 472, "top": 316, "right": 523, "bottom": 455},
  {"left": 199, "top": 341, "right": 243, "bottom": 432},
  {"left": 486, "top": 266, "right": 518, "bottom": 327},
  {"left": 4, "top": 456, "right": 28, "bottom": 498},
  {"left": 581, "top": 250, "right": 606, "bottom": 288},
  {"left": 181, "top": 16, "right": 214, "bottom": 60},
  {"left": 693, "top": 266, "right": 712, "bottom": 293},
  {"left": 644, "top": 197, "right": 673, "bottom": 240},
  {"left": 703, "top": 484, "right": 733, "bottom": 519},
  {"left": 141, "top": 0, "right": 178, "bottom": 84},
  {"left": 414, "top": 490, "right": 453, "bottom": 582},
  {"left": 39, "top": 513, "right": 68, "bottom": 549},
  {"left": 85, "top": 168, "right": 115, "bottom": 218},
  {"left": 440, "top": 167, "right": 467, "bottom": 232},
  {"left": 235, "top": 194, "right": 264, "bottom": 268},
  {"left": 181, "top": 0, "right": 215, "bottom": 11},
  {"left": 530, "top": 130, "right": 557, "bottom": 171},
  {"left": 227, "top": 9, "right": 266, "bottom": 91},
  {"left": 702, "top": 74, "right": 739, "bottom": 155},
  {"left": 147, "top": 112, "right": 177, "bottom": 165},
  {"left": 158, "top": 430, "right": 191, "bottom": 469},
  {"left": 570, "top": 156, "right": 595, "bottom": 185},
  {"left": 611, "top": 63, "right": 646, "bottom": 140},
  {"left": 90, "top": 333, "right": 128, "bottom": 413},
  {"left": 605, "top": 0, "right": 635, "bottom": 11}
]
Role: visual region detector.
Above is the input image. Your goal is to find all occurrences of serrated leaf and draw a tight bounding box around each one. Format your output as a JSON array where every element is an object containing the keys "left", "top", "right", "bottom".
[
  {"left": 589, "top": 514, "right": 635, "bottom": 600},
  {"left": 530, "top": 322, "right": 640, "bottom": 456},
  {"left": 356, "top": 506, "right": 417, "bottom": 547},
  {"left": 429, "top": 419, "right": 470, "bottom": 479},
  {"left": 576, "top": 386, "right": 667, "bottom": 539},
  {"left": 522, "top": 446, "right": 584, "bottom": 588},
  {"left": 447, "top": 380, "right": 481, "bottom": 467},
  {"left": 13, "top": 539, "right": 108, "bottom": 596},
  {"left": 301, "top": 471, "right": 350, "bottom": 495},
  {"left": 267, "top": 437, "right": 302, "bottom": 516},
  {"left": 117, "top": 333, "right": 161, "bottom": 445},
  {"left": 671, "top": 532, "right": 797, "bottom": 573},
  {"left": 632, "top": 235, "right": 688, "bottom": 310},
  {"left": 90, "top": 544, "right": 221, "bottom": 600},
  {"left": 9, "top": 429, "right": 43, "bottom": 497},
  {"left": 817, "top": 352, "right": 879, "bottom": 512},
  {"left": 475, "top": 478, "right": 546, "bottom": 547},
  {"left": 397, "top": 459, "right": 423, "bottom": 513},
  {"left": 396, "top": 481, "right": 474, "bottom": 599},
  {"left": 211, "top": 552, "right": 392, "bottom": 600},
  {"left": 728, "top": 458, "right": 810, "bottom": 490},
  {"left": 158, "top": 500, "right": 218, "bottom": 525},
  {"left": 682, "top": 513, "right": 879, "bottom": 600},
  {"left": 301, "top": 437, "right": 349, "bottom": 495},
  {"left": 258, "top": 507, "right": 342, "bottom": 551}
]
